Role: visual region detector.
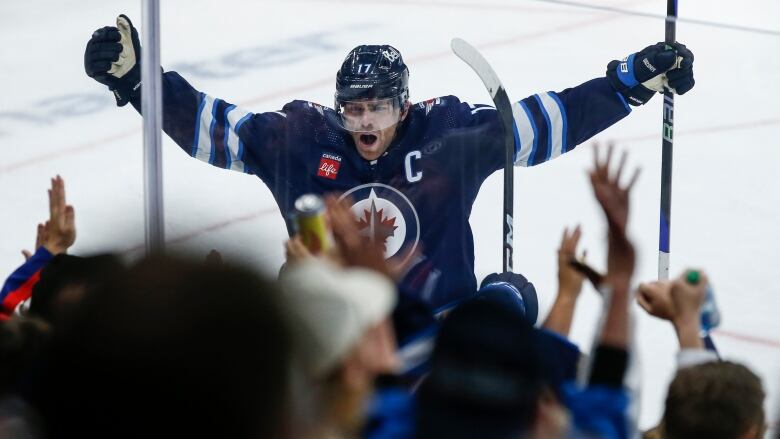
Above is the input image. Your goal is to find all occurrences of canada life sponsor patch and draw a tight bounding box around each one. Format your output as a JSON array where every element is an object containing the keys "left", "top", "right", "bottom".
[
  {"left": 339, "top": 183, "right": 420, "bottom": 264},
  {"left": 317, "top": 153, "right": 341, "bottom": 180}
]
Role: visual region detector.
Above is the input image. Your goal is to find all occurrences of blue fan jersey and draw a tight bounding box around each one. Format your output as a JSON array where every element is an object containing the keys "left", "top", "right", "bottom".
[{"left": 135, "top": 71, "right": 631, "bottom": 310}]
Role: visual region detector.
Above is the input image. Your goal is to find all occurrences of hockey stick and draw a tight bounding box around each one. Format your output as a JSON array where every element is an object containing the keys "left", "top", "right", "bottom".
[
  {"left": 656, "top": 1, "right": 719, "bottom": 355},
  {"left": 451, "top": 38, "right": 515, "bottom": 273},
  {"left": 658, "top": 0, "right": 677, "bottom": 281}
]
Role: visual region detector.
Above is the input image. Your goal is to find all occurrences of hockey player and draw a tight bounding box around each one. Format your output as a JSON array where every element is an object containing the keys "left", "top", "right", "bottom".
[{"left": 84, "top": 15, "right": 695, "bottom": 310}]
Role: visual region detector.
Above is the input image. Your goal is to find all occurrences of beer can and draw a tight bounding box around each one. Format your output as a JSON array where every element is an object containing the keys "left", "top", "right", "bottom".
[{"left": 292, "top": 194, "right": 332, "bottom": 254}]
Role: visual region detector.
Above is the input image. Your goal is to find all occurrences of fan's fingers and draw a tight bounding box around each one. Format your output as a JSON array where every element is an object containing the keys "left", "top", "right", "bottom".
[
  {"left": 626, "top": 167, "right": 641, "bottom": 192},
  {"left": 603, "top": 143, "right": 614, "bottom": 174},
  {"left": 637, "top": 291, "right": 652, "bottom": 312},
  {"left": 592, "top": 143, "right": 601, "bottom": 171},
  {"left": 614, "top": 150, "right": 627, "bottom": 184}
]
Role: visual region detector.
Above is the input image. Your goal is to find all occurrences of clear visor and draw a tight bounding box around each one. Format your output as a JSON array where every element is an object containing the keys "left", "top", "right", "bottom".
[{"left": 335, "top": 97, "right": 402, "bottom": 132}]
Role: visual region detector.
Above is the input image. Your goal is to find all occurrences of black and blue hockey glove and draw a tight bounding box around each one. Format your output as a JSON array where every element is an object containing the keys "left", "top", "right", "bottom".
[
  {"left": 476, "top": 272, "right": 539, "bottom": 325},
  {"left": 84, "top": 15, "right": 141, "bottom": 107},
  {"left": 606, "top": 42, "right": 695, "bottom": 106}
]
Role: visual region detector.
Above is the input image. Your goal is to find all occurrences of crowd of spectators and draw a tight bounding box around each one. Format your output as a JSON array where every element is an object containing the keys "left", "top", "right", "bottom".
[{"left": 0, "top": 146, "right": 770, "bottom": 438}]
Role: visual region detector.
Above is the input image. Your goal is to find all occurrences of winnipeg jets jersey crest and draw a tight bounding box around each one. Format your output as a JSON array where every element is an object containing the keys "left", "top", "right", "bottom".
[{"left": 341, "top": 184, "right": 420, "bottom": 263}]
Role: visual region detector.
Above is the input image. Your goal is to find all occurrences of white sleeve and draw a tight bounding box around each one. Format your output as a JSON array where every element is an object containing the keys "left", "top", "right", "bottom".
[{"left": 676, "top": 348, "right": 719, "bottom": 369}]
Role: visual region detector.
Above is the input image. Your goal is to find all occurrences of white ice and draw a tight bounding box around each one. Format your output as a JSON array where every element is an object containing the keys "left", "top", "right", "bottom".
[{"left": 1, "top": 0, "right": 779, "bottom": 432}]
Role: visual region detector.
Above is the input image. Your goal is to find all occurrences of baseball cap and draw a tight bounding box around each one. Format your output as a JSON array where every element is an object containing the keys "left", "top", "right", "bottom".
[{"left": 416, "top": 297, "right": 578, "bottom": 438}]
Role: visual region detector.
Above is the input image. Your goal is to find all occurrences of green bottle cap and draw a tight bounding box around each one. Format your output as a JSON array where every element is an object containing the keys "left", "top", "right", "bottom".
[{"left": 686, "top": 270, "right": 700, "bottom": 285}]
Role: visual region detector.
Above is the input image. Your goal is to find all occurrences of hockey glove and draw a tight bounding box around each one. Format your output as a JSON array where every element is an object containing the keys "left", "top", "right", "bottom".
[
  {"left": 606, "top": 42, "right": 695, "bottom": 106},
  {"left": 477, "top": 272, "right": 539, "bottom": 324},
  {"left": 84, "top": 15, "right": 141, "bottom": 107}
]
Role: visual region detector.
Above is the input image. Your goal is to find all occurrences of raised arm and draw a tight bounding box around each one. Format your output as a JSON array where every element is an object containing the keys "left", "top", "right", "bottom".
[
  {"left": 543, "top": 225, "right": 586, "bottom": 337},
  {"left": 637, "top": 270, "right": 719, "bottom": 367},
  {"left": 558, "top": 145, "right": 639, "bottom": 439},
  {"left": 84, "top": 15, "right": 290, "bottom": 182},
  {"left": 589, "top": 144, "right": 639, "bottom": 351},
  {"left": 509, "top": 43, "right": 694, "bottom": 168},
  {"left": 130, "top": 71, "right": 288, "bottom": 178},
  {"left": 2, "top": 176, "right": 76, "bottom": 318}
]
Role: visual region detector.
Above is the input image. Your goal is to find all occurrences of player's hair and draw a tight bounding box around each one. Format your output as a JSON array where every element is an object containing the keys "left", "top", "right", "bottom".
[{"left": 662, "top": 361, "right": 765, "bottom": 439}]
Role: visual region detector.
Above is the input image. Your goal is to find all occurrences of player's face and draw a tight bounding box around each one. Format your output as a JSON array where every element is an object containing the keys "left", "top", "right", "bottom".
[
  {"left": 350, "top": 121, "right": 399, "bottom": 161},
  {"left": 343, "top": 100, "right": 409, "bottom": 161}
]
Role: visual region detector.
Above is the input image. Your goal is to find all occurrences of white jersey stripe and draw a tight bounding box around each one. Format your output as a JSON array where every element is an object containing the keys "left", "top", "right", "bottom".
[
  {"left": 511, "top": 101, "right": 535, "bottom": 167},
  {"left": 226, "top": 105, "right": 252, "bottom": 173},
  {"left": 195, "top": 94, "right": 216, "bottom": 164},
  {"left": 536, "top": 92, "right": 565, "bottom": 160},
  {"left": 190, "top": 94, "right": 207, "bottom": 157}
]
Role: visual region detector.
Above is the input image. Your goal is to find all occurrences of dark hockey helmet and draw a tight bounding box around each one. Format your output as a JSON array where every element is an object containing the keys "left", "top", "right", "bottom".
[{"left": 335, "top": 45, "right": 410, "bottom": 105}]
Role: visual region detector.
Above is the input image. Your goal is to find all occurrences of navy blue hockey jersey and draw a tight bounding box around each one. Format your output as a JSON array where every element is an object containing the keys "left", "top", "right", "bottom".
[{"left": 136, "top": 72, "right": 630, "bottom": 310}]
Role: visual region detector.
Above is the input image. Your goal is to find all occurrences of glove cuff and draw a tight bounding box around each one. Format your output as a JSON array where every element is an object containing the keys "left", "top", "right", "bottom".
[
  {"left": 606, "top": 60, "right": 656, "bottom": 106},
  {"left": 110, "top": 66, "right": 141, "bottom": 107}
]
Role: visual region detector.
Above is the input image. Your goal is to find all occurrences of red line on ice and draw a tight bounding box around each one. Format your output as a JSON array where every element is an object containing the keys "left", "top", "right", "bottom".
[
  {"left": 0, "top": 127, "right": 139, "bottom": 174},
  {"left": 119, "top": 207, "right": 279, "bottom": 254},
  {"left": 711, "top": 329, "right": 780, "bottom": 349}
]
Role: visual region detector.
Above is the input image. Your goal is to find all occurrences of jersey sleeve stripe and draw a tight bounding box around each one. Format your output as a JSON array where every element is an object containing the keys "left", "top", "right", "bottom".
[
  {"left": 194, "top": 95, "right": 216, "bottom": 163},
  {"left": 536, "top": 92, "right": 565, "bottom": 160},
  {"left": 223, "top": 104, "right": 236, "bottom": 170},
  {"left": 191, "top": 93, "right": 208, "bottom": 157},
  {"left": 227, "top": 107, "right": 253, "bottom": 173},
  {"left": 192, "top": 94, "right": 256, "bottom": 173},
  {"left": 547, "top": 91, "right": 568, "bottom": 153},
  {"left": 513, "top": 101, "right": 539, "bottom": 166},
  {"left": 213, "top": 100, "right": 232, "bottom": 169},
  {"left": 235, "top": 112, "right": 253, "bottom": 132},
  {"left": 207, "top": 99, "right": 220, "bottom": 165},
  {"left": 234, "top": 113, "right": 253, "bottom": 169},
  {"left": 512, "top": 101, "right": 537, "bottom": 167},
  {"left": 533, "top": 94, "right": 554, "bottom": 162}
]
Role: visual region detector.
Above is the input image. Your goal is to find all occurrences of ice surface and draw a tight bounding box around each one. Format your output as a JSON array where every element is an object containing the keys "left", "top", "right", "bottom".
[{"left": 1, "top": 0, "right": 779, "bottom": 432}]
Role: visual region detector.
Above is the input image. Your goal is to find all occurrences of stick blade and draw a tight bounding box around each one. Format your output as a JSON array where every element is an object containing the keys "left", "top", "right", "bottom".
[{"left": 450, "top": 38, "right": 504, "bottom": 99}]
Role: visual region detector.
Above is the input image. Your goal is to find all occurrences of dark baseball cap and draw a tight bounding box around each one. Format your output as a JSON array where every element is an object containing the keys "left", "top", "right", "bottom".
[{"left": 415, "top": 298, "right": 579, "bottom": 438}]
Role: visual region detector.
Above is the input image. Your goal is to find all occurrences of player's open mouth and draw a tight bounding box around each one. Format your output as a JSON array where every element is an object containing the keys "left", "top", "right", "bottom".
[{"left": 359, "top": 134, "right": 378, "bottom": 147}]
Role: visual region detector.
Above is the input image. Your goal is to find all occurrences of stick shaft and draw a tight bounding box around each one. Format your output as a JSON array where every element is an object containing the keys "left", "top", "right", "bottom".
[
  {"left": 450, "top": 38, "right": 515, "bottom": 272},
  {"left": 658, "top": 0, "right": 677, "bottom": 280},
  {"left": 498, "top": 89, "right": 515, "bottom": 273}
]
